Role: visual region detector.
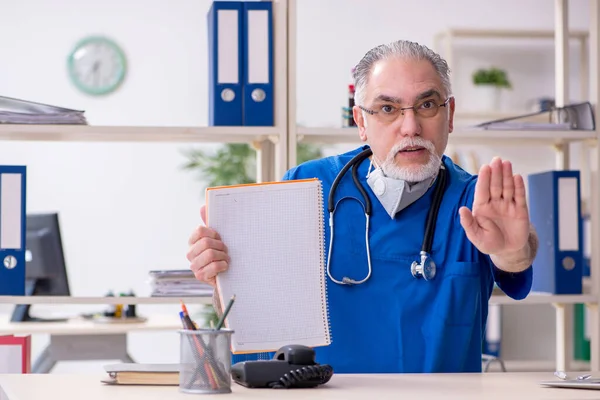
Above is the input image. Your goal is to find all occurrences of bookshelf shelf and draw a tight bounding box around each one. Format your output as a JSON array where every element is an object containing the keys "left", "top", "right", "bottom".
[
  {"left": 0, "top": 296, "right": 212, "bottom": 305},
  {"left": 434, "top": 27, "right": 588, "bottom": 40},
  {"left": 0, "top": 294, "right": 592, "bottom": 307},
  {"left": 296, "top": 126, "right": 596, "bottom": 146},
  {"left": 0, "top": 124, "right": 279, "bottom": 144},
  {"left": 489, "top": 293, "right": 597, "bottom": 306}
]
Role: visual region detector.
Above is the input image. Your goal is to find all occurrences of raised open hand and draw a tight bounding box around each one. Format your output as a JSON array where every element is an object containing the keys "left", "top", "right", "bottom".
[{"left": 458, "top": 157, "right": 530, "bottom": 257}]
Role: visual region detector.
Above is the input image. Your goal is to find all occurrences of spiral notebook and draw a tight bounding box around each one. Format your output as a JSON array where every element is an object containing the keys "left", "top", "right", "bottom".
[{"left": 206, "top": 178, "right": 331, "bottom": 354}]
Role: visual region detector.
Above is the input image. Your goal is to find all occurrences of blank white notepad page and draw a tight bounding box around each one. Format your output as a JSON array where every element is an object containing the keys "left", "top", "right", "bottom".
[{"left": 207, "top": 179, "right": 330, "bottom": 353}]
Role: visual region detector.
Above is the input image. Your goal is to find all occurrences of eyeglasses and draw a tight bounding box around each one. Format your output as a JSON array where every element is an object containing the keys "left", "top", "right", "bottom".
[{"left": 358, "top": 97, "right": 452, "bottom": 124}]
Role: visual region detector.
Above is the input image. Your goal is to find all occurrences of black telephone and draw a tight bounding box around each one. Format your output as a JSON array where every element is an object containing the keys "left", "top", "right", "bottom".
[{"left": 230, "top": 344, "right": 334, "bottom": 389}]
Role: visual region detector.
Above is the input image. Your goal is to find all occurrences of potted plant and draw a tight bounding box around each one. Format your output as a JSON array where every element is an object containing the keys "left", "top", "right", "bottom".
[
  {"left": 471, "top": 67, "right": 512, "bottom": 112},
  {"left": 181, "top": 143, "right": 323, "bottom": 187}
]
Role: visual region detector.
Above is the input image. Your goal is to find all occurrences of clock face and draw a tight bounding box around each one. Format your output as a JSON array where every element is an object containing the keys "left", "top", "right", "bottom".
[{"left": 68, "top": 36, "right": 127, "bottom": 96}]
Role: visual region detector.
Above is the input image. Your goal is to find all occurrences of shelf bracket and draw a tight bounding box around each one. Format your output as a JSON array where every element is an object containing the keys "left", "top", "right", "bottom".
[
  {"left": 586, "top": 302, "right": 600, "bottom": 371},
  {"left": 551, "top": 302, "right": 573, "bottom": 373},
  {"left": 551, "top": 142, "right": 570, "bottom": 170}
]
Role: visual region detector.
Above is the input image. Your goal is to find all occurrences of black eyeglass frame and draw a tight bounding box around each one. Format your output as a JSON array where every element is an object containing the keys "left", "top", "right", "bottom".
[{"left": 357, "top": 97, "right": 452, "bottom": 117}]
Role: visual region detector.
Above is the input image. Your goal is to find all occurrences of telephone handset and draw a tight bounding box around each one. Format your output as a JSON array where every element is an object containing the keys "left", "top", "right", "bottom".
[{"left": 231, "top": 344, "right": 334, "bottom": 389}]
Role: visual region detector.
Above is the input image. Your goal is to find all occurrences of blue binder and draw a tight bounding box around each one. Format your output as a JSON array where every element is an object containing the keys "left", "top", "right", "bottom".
[
  {"left": 208, "top": 1, "right": 244, "bottom": 126},
  {"left": 528, "top": 170, "right": 583, "bottom": 294},
  {"left": 242, "top": 0, "right": 274, "bottom": 126},
  {"left": 0, "top": 166, "right": 26, "bottom": 296}
]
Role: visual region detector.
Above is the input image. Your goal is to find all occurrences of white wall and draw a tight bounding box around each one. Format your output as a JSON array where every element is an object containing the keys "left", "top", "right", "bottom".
[{"left": 0, "top": 0, "right": 591, "bottom": 372}]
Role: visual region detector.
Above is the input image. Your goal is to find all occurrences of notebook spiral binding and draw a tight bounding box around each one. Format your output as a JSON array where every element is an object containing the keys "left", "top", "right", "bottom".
[{"left": 317, "top": 180, "right": 332, "bottom": 345}]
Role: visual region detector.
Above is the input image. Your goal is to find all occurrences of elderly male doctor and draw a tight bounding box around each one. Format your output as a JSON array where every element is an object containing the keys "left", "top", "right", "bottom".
[{"left": 187, "top": 39, "right": 538, "bottom": 373}]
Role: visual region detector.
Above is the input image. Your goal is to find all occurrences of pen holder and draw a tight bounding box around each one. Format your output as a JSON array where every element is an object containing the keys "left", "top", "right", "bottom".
[{"left": 178, "top": 329, "right": 234, "bottom": 394}]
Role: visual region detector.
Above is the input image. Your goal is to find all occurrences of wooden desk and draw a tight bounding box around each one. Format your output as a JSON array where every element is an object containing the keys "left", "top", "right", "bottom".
[
  {"left": 0, "top": 372, "right": 598, "bottom": 399},
  {"left": 0, "top": 316, "right": 181, "bottom": 373}
]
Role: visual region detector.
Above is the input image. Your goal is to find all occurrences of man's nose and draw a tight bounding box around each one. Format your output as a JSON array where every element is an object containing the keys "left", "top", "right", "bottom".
[{"left": 399, "top": 109, "right": 421, "bottom": 137}]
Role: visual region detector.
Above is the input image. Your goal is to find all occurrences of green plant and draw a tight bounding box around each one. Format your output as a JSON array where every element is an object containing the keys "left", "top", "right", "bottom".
[
  {"left": 181, "top": 142, "right": 324, "bottom": 187},
  {"left": 472, "top": 67, "right": 512, "bottom": 89}
]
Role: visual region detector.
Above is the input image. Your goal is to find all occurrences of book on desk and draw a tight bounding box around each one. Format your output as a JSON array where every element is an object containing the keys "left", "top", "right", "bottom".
[{"left": 102, "top": 363, "right": 179, "bottom": 386}]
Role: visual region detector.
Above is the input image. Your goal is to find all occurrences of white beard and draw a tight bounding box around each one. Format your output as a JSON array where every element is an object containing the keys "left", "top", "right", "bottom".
[{"left": 377, "top": 138, "right": 442, "bottom": 182}]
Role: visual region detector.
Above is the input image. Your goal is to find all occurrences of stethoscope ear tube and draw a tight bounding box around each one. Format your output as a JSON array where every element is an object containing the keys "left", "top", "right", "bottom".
[
  {"left": 421, "top": 166, "right": 447, "bottom": 254},
  {"left": 327, "top": 147, "right": 372, "bottom": 214},
  {"left": 351, "top": 158, "right": 371, "bottom": 215},
  {"left": 411, "top": 166, "right": 448, "bottom": 280}
]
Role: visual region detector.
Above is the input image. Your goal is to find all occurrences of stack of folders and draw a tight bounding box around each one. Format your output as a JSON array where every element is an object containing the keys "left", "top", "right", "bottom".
[
  {"left": 475, "top": 102, "right": 595, "bottom": 131},
  {"left": 102, "top": 363, "right": 179, "bottom": 386},
  {"left": 0, "top": 95, "right": 87, "bottom": 124},
  {"left": 148, "top": 269, "right": 213, "bottom": 297}
]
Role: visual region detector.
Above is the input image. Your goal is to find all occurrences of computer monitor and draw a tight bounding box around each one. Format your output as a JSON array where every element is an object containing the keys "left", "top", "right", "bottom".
[{"left": 10, "top": 213, "right": 71, "bottom": 322}]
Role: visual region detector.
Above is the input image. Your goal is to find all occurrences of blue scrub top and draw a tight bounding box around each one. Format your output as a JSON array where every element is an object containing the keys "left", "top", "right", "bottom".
[{"left": 232, "top": 145, "right": 532, "bottom": 373}]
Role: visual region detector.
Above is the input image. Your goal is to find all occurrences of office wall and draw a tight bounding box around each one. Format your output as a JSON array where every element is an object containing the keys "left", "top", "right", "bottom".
[{"left": 0, "top": 0, "right": 590, "bottom": 372}]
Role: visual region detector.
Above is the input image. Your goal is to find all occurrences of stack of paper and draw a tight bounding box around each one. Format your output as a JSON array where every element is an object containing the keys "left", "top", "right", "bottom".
[
  {"left": 0, "top": 95, "right": 87, "bottom": 125},
  {"left": 148, "top": 269, "right": 213, "bottom": 297}
]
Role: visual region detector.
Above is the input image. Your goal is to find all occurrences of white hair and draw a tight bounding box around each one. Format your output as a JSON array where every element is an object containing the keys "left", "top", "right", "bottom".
[{"left": 353, "top": 40, "right": 452, "bottom": 107}]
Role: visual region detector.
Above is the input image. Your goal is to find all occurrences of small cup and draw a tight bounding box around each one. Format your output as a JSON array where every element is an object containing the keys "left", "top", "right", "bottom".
[{"left": 178, "top": 328, "right": 234, "bottom": 394}]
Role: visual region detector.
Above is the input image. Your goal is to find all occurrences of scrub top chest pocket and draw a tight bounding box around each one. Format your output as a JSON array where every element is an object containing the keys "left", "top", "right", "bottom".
[{"left": 433, "top": 261, "right": 481, "bottom": 327}]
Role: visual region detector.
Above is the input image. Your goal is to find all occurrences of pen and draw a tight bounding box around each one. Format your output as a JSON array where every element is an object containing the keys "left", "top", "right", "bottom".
[
  {"left": 179, "top": 311, "right": 219, "bottom": 389},
  {"left": 179, "top": 302, "right": 228, "bottom": 387},
  {"left": 215, "top": 294, "right": 236, "bottom": 330}
]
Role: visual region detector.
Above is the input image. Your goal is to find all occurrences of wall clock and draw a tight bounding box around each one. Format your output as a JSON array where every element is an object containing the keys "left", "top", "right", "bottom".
[{"left": 67, "top": 36, "right": 127, "bottom": 96}]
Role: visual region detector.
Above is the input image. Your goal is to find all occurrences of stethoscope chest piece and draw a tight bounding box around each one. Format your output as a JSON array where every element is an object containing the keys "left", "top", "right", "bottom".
[{"left": 411, "top": 251, "right": 437, "bottom": 280}]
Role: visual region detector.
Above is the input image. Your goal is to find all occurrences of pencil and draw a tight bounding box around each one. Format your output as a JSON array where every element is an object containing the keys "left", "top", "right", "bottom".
[
  {"left": 179, "top": 302, "right": 227, "bottom": 387},
  {"left": 215, "top": 294, "right": 236, "bottom": 330}
]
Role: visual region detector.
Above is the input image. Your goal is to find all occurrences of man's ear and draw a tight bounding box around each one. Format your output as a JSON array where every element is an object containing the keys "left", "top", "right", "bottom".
[
  {"left": 353, "top": 106, "right": 368, "bottom": 142},
  {"left": 448, "top": 97, "right": 456, "bottom": 133}
]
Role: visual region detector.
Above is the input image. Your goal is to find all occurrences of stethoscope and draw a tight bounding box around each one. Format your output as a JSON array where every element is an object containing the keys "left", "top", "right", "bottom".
[{"left": 326, "top": 147, "right": 448, "bottom": 286}]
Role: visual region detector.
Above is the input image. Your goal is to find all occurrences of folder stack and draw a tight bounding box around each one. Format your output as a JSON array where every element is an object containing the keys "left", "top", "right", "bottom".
[
  {"left": 207, "top": 1, "right": 274, "bottom": 126},
  {"left": 0, "top": 95, "right": 87, "bottom": 125}
]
